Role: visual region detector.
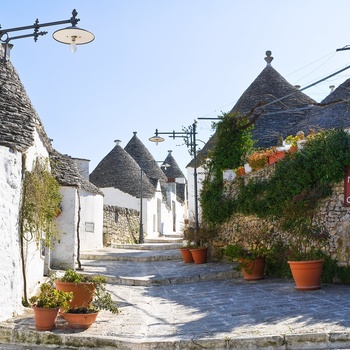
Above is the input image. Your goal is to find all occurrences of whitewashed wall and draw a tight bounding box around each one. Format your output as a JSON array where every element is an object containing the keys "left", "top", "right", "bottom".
[
  {"left": 187, "top": 165, "right": 206, "bottom": 224},
  {"left": 51, "top": 187, "right": 78, "bottom": 270},
  {"left": 0, "top": 127, "right": 51, "bottom": 321},
  {"left": 79, "top": 189, "right": 104, "bottom": 250},
  {"left": 23, "top": 129, "right": 51, "bottom": 292},
  {"left": 0, "top": 147, "right": 23, "bottom": 321},
  {"left": 102, "top": 187, "right": 139, "bottom": 210},
  {"left": 100, "top": 182, "right": 186, "bottom": 238}
]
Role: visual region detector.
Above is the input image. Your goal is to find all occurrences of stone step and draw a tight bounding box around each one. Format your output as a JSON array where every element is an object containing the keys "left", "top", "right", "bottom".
[
  {"left": 80, "top": 247, "right": 181, "bottom": 262},
  {"left": 79, "top": 259, "right": 239, "bottom": 286},
  {"left": 110, "top": 242, "right": 183, "bottom": 250}
]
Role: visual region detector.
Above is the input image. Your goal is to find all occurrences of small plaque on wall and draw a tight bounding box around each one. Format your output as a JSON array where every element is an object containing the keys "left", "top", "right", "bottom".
[{"left": 85, "top": 222, "right": 95, "bottom": 232}]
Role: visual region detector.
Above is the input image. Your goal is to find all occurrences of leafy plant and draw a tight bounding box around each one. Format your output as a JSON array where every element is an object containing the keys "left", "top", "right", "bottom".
[
  {"left": 285, "top": 131, "right": 305, "bottom": 146},
  {"left": 200, "top": 112, "right": 254, "bottom": 224},
  {"left": 54, "top": 270, "right": 119, "bottom": 314},
  {"left": 247, "top": 149, "right": 271, "bottom": 171},
  {"left": 20, "top": 157, "right": 62, "bottom": 248},
  {"left": 29, "top": 282, "right": 72, "bottom": 309},
  {"left": 224, "top": 220, "right": 274, "bottom": 263}
]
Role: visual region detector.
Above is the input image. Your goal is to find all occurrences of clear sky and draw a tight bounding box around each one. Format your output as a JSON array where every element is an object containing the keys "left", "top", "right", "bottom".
[{"left": 2, "top": 0, "right": 350, "bottom": 174}]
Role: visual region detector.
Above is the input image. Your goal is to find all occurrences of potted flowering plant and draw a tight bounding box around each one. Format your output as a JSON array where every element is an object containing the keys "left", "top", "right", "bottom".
[
  {"left": 285, "top": 131, "right": 305, "bottom": 152},
  {"left": 248, "top": 149, "right": 273, "bottom": 171}
]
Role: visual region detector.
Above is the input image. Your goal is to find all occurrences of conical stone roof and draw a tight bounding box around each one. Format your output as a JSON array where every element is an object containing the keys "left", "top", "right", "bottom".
[
  {"left": 189, "top": 51, "right": 317, "bottom": 167},
  {"left": 162, "top": 150, "right": 186, "bottom": 203},
  {"left": 231, "top": 51, "right": 316, "bottom": 148},
  {"left": 124, "top": 132, "right": 167, "bottom": 186},
  {"left": 162, "top": 150, "right": 185, "bottom": 179},
  {"left": 0, "top": 46, "right": 51, "bottom": 152},
  {"left": 303, "top": 79, "right": 350, "bottom": 131},
  {"left": 89, "top": 140, "right": 156, "bottom": 199}
]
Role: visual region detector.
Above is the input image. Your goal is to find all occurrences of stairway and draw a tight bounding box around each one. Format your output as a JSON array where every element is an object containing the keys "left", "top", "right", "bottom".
[{"left": 79, "top": 235, "right": 238, "bottom": 286}]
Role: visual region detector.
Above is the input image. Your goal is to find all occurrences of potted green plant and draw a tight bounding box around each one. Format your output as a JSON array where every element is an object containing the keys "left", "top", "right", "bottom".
[
  {"left": 54, "top": 269, "right": 96, "bottom": 309},
  {"left": 184, "top": 223, "right": 214, "bottom": 264},
  {"left": 284, "top": 221, "right": 329, "bottom": 291},
  {"left": 29, "top": 282, "right": 73, "bottom": 331},
  {"left": 225, "top": 243, "right": 267, "bottom": 280},
  {"left": 54, "top": 270, "right": 119, "bottom": 329},
  {"left": 224, "top": 220, "right": 273, "bottom": 280}
]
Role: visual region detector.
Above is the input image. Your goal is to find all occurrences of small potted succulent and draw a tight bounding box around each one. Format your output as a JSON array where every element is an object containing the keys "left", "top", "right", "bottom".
[{"left": 29, "top": 282, "right": 73, "bottom": 331}]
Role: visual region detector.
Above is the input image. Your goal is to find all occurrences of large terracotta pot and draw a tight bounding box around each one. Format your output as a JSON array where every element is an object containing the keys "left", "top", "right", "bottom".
[
  {"left": 288, "top": 259, "right": 324, "bottom": 291},
  {"left": 180, "top": 248, "right": 194, "bottom": 263},
  {"left": 241, "top": 257, "right": 265, "bottom": 281},
  {"left": 59, "top": 311, "right": 98, "bottom": 329},
  {"left": 33, "top": 306, "right": 59, "bottom": 331},
  {"left": 190, "top": 247, "right": 208, "bottom": 264},
  {"left": 55, "top": 281, "right": 95, "bottom": 309}
]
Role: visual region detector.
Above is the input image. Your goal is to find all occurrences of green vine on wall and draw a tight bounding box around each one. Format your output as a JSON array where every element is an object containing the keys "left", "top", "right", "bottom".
[
  {"left": 236, "top": 129, "right": 350, "bottom": 224},
  {"left": 200, "top": 112, "right": 254, "bottom": 224},
  {"left": 20, "top": 157, "right": 62, "bottom": 249}
]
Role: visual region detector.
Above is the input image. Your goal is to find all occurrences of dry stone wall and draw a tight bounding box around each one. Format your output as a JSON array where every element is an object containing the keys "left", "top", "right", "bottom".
[
  {"left": 103, "top": 205, "right": 139, "bottom": 246},
  {"left": 215, "top": 165, "right": 350, "bottom": 266}
]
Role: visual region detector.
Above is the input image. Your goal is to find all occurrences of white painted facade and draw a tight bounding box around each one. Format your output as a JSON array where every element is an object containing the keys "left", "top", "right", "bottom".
[
  {"left": 51, "top": 187, "right": 78, "bottom": 270},
  {"left": 187, "top": 165, "right": 206, "bottom": 224},
  {"left": 0, "top": 128, "right": 52, "bottom": 322},
  {"left": 51, "top": 187, "right": 104, "bottom": 269},
  {"left": 0, "top": 125, "right": 104, "bottom": 321},
  {"left": 0, "top": 146, "right": 24, "bottom": 321},
  {"left": 99, "top": 180, "right": 186, "bottom": 237},
  {"left": 79, "top": 189, "right": 104, "bottom": 250}
]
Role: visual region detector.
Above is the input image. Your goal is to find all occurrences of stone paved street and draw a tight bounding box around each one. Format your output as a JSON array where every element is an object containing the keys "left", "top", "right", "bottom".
[{"left": 2, "top": 247, "right": 350, "bottom": 349}]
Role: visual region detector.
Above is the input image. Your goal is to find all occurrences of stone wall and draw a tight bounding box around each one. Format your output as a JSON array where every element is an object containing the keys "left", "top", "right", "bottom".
[
  {"left": 214, "top": 165, "right": 350, "bottom": 266},
  {"left": 103, "top": 205, "right": 140, "bottom": 246}
]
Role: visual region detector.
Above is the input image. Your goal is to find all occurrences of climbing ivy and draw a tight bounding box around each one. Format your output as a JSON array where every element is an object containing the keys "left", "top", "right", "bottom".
[
  {"left": 236, "top": 129, "right": 350, "bottom": 225},
  {"left": 20, "top": 157, "right": 62, "bottom": 248},
  {"left": 200, "top": 112, "right": 254, "bottom": 224}
]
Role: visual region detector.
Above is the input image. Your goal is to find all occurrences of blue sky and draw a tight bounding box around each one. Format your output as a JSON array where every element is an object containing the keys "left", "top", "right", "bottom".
[{"left": 2, "top": 1, "right": 350, "bottom": 174}]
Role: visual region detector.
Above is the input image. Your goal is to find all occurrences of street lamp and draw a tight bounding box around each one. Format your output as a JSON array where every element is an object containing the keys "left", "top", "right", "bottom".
[
  {"left": 0, "top": 9, "right": 94, "bottom": 62},
  {"left": 149, "top": 121, "right": 199, "bottom": 231}
]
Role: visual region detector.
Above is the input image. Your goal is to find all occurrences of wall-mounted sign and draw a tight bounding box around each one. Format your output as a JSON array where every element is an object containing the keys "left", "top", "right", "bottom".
[{"left": 344, "top": 166, "right": 350, "bottom": 207}]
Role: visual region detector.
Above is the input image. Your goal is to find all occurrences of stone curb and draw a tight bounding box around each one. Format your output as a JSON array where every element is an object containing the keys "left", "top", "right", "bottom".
[{"left": 2, "top": 325, "right": 350, "bottom": 350}]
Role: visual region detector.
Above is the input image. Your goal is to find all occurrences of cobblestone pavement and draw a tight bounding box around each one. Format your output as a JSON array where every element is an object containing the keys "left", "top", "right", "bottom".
[{"left": 2, "top": 278, "right": 350, "bottom": 349}]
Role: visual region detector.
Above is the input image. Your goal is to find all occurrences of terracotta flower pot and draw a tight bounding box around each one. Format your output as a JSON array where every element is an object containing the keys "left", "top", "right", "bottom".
[
  {"left": 190, "top": 247, "right": 208, "bottom": 264},
  {"left": 180, "top": 248, "right": 194, "bottom": 263},
  {"left": 60, "top": 311, "right": 98, "bottom": 329},
  {"left": 241, "top": 257, "right": 265, "bottom": 281},
  {"left": 268, "top": 151, "right": 285, "bottom": 165},
  {"left": 55, "top": 281, "right": 95, "bottom": 309},
  {"left": 236, "top": 167, "right": 246, "bottom": 176},
  {"left": 289, "top": 145, "right": 298, "bottom": 153},
  {"left": 33, "top": 306, "right": 59, "bottom": 331},
  {"left": 288, "top": 259, "right": 324, "bottom": 291}
]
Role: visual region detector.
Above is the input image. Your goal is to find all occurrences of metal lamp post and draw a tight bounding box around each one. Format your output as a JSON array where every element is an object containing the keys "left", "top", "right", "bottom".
[
  {"left": 0, "top": 9, "right": 94, "bottom": 62},
  {"left": 139, "top": 166, "right": 144, "bottom": 244},
  {"left": 149, "top": 121, "right": 199, "bottom": 231}
]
